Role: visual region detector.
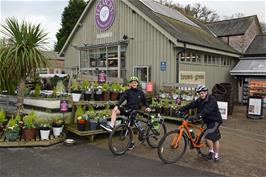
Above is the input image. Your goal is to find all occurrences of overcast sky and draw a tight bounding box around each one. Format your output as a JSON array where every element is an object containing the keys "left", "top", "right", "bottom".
[{"left": 1, "top": 0, "right": 265, "bottom": 50}]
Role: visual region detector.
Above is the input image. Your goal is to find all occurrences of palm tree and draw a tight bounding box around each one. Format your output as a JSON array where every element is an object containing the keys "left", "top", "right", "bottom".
[{"left": 0, "top": 17, "right": 48, "bottom": 114}]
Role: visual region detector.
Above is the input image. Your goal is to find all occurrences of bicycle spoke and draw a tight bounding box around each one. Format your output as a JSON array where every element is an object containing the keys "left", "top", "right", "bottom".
[
  {"left": 108, "top": 124, "right": 132, "bottom": 155},
  {"left": 146, "top": 123, "right": 167, "bottom": 148},
  {"left": 158, "top": 130, "right": 187, "bottom": 164}
]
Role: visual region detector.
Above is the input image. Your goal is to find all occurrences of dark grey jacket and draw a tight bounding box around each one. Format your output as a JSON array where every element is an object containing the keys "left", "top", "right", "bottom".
[{"left": 180, "top": 94, "right": 223, "bottom": 123}]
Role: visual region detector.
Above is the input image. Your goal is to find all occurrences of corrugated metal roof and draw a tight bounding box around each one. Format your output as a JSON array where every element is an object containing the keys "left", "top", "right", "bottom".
[
  {"left": 140, "top": 0, "right": 200, "bottom": 28},
  {"left": 230, "top": 57, "right": 266, "bottom": 76},
  {"left": 245, "top": 35, "right": 266, "bottom": 55},
  {"left": 206, "top": 15, "right": 257, "bottom": 37}
]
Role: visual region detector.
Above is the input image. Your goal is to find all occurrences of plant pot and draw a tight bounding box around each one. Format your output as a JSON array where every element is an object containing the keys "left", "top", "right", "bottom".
[
  {"left": 84, "top": 93, "right": 92, "bottom": 101},
  {"left": 23, "top": 128, "right": 37, "bottom": 141},
  {"left": 5, "top": 131, "right": 20, "bottom": 141},
  {"left": 52, "top": 126, "right": 63, "bottom": 136},
  {"left": 72, "top": 93, "right": 81, "bottom": 102},
  {"left": 94, "top": 93, "right": 103, "bottom": 101},
  {"left": 40, "top": 129, "right": 51, "bottom": 140},
  {"left": 102, "top": 92, "right": 110, "bottom": 101},
  {"left": 110, "top": 92, "right": 119, "bottom": 101},
  {"left": 88, "top": 119, "right": 98, "bottom": 130},
  {"left": 77, "top": 120, "right": 87, "bottom": 131}
]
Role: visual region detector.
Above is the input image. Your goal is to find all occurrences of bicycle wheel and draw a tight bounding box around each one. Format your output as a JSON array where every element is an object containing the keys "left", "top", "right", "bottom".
[
  {"left": 146, "top": 122, "right": 167, "bottom": 148},
  {"left": 108, "top": 124, "right": 133, "bottom": 155},
  {"left": 196, "top": 131, "right": 209, "bottom": 156},
  {"left": 158, "top": 130, "right": 187, "bottom": 164}
]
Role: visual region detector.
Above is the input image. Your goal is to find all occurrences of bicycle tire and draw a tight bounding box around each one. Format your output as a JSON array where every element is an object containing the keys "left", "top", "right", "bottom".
[
  {"left": 108, "top": 124, "right": 133, "bottom": 155},
  {"left": 146, "top": 122, "right": 167, "bottom": 148},
  {"left": 196, "top": 131, "right": 209, "bottom": 156},
  {"left": 157, "top": 130, "right": 187, "bottom": 164}
]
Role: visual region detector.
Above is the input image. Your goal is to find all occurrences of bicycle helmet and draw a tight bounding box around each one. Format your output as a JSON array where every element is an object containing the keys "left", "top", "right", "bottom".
[
  {"left": 196, "top": 85, "right": 208, "bottom": 93},
  {"left": 129, "top": 76, "right": 139, "bottom": 82}
]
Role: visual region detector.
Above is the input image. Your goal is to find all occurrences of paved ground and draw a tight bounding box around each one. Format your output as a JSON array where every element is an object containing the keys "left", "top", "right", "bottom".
[
  {"left": 92, "top": 105, "right": 266, "bottom": 177},
  {"left": 0, "top": 105, "right": 265, "bottom": 177},
  {"left": 0, "top": 143, "right": 224, "bottom": 177}
]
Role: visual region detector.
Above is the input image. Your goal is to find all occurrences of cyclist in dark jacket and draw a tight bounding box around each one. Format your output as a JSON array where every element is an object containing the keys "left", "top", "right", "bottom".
[
  {"left": 179, "top": 85, "right": 222, "bottom": 161},
  {"left": 100, "top": 76, "right": 151, "bottom": 132}
]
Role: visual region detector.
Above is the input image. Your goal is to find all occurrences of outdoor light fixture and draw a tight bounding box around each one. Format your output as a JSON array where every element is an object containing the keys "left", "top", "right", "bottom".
[{"left": 123, "top": 35, "right": 134, "bottom": 40}]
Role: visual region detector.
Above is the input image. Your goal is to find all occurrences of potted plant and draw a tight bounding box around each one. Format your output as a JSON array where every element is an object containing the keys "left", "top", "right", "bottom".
[
  {"left": 77, "top": 114, "right": 87, "bottom": 131},
  {"left": 52, "top": 116, "right": 64, "bottom": 137},
  {"left": 110, "top": 83, "right": 120, "bottom": 100},
  {"left": 22, "top": 111, "right": 37, "bottom": 141},
  {"left": 36, "top": 116, "right": 51, "bottom": 140},
  {"left": 71, "top": 78, "right": 81, "bottom": 102},
  {"left": 75, "top": 105, "right": 86, "bottom": 131},
  {"left": 34, "top": 83, "right": 41, "bottom": 97},
  {"left": 102, "top": 82, "right": 110, "bottom": 101},
  {"left": 82, "top": 80, "right": 93, "bottom": 101},
  {"left": 55, "top": 80, "right": 66, "bottom": 97},
  {"left": 4, "top": 117, "right": 20, "bottom": 141},
  {"left": 93, "top": 81, "right": 103, "bottom": 101},
  {"left": 87, "top": 110, "right": 98, "bottom": 130},
  {"left": 0, "top": 108, "right": 7, "bottom": 132}
]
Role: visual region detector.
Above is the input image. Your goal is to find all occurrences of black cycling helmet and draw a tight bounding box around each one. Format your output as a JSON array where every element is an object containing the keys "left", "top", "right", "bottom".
[
  {"left": 196, "top": 85, "right": 208, "bottom": 93},
  {"left": 129, "top": 76, "right": 139, "bottom": 83}
]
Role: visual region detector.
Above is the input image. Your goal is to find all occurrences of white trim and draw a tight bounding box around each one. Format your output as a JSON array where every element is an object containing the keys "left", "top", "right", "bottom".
[{"left": 185, "top": 43, "right": 240, "bottom": 57}]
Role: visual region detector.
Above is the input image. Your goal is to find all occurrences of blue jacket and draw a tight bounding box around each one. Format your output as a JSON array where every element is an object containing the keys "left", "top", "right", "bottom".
[{"left": 180, "top": 94, "right": 223, "bottom": 123}]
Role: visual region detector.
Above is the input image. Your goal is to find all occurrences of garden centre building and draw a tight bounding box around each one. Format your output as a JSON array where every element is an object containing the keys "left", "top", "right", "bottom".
[{"left": 59, "top": 0, "right": 241, "bottom": 92}]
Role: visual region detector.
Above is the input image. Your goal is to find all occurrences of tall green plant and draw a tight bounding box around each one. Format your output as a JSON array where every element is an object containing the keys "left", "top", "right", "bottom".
[{"left": 0, "top": 17, "right": 48, "bottom": 114}]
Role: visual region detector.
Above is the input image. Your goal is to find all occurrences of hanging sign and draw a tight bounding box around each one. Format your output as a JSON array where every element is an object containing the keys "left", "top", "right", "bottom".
[
  {"left": 95, "top": 0, "right": 115, "bottom": 31},
  {"left": 60, "top": 100, "right": 68, "bottom": 113}
]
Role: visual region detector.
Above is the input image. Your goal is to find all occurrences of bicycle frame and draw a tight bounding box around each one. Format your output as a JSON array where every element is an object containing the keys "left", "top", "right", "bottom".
[{"left": 172, "top": 119, "right": 206, "bottom": 149}]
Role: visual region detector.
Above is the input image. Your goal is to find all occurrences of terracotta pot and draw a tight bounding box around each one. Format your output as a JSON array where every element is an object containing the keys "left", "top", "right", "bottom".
[
  {"left": 102, "top": 92, "right": 110, "bottom": 101},
  {"left": 23, "top": 128, "right": 36, "bottom": 141},
  {"left": 110, "top": 92, "right": 119, "bottom": 101}
]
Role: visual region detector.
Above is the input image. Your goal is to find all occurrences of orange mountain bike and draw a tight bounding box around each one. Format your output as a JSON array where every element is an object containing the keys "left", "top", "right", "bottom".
[{"left": 157, "top": 112, "right": 209, "bottom": 164}]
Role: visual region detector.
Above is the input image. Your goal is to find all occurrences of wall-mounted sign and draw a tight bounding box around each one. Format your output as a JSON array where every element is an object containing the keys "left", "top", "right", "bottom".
[
  {"left": 217, "top": 101, "right": 228, "bottom": 120},
  {"left": 247, "top": 96, "right": 263, "bottom": 119},
  {"left": 179, "top": 71, "right": 205, "bottom": 85},
  {"left": 95, "top": 0, "right": 115, "bottom": 31},
  {"left": 160, "top": 61, "right": 166, "bottom": 71}
]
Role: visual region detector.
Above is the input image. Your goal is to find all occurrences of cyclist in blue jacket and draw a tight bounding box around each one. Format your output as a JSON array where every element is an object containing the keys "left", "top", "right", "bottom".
[{"left": 179, "top": 85, "right": 223, "bottom": 161}]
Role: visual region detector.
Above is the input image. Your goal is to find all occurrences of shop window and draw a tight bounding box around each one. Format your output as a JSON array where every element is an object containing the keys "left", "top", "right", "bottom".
[
  {"left": 196, "top": 54, "right": 201, "bottom": 63},
  {"left": 191, "top": 53, "right": 196, "bottom": 62},
  {"left": 133, "top": 66, "right": 151, "bottom": 82},
  {"left": 180, "top": 53, "right": 185, "bottom": 62},
  {"left": 204, "top": 55, "right": 208, "bottom": 64},
  {"left": 80, "top": 50, "right": 89, "bottom": 69},
  {"left": 208, "top": 55, "right": 212, "bottom": 64},
  {"left": 107, "top": 46, "right": 118, "bottom": 67},
  {"left": 186, "top": 52, "right": 191, "bottom": 62}
]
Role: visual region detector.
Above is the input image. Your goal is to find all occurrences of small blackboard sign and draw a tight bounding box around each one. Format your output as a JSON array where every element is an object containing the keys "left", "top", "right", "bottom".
[{"left": 247, "top": 96, "right": 263, "bottom": 119}]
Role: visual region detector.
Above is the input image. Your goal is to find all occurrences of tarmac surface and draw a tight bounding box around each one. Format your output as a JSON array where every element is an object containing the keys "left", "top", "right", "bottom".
[
  {"left": 1, "top": 105, "right": 265, "bottom": 177},
  {"left": 92, "top": 105, "right": 266, "bottom": 177}
]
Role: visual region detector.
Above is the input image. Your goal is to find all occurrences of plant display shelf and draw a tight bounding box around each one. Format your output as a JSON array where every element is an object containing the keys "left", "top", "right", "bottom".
[
  {"left": 65, "top": 124, "right": 107, "bottom": 142},
  {"left": 0, "top": 131, "right": 66, "bottom": 148}
]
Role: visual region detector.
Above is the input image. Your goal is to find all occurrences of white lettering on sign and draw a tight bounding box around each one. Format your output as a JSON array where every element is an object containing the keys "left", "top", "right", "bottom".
[{"left": 96, "top": 32, "right": 113, "bottom": 39}]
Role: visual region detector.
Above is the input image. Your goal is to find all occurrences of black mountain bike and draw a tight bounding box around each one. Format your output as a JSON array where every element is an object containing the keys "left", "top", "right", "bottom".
[{"left": 108, "top": 109, "right": 167, "bottom": 155}]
